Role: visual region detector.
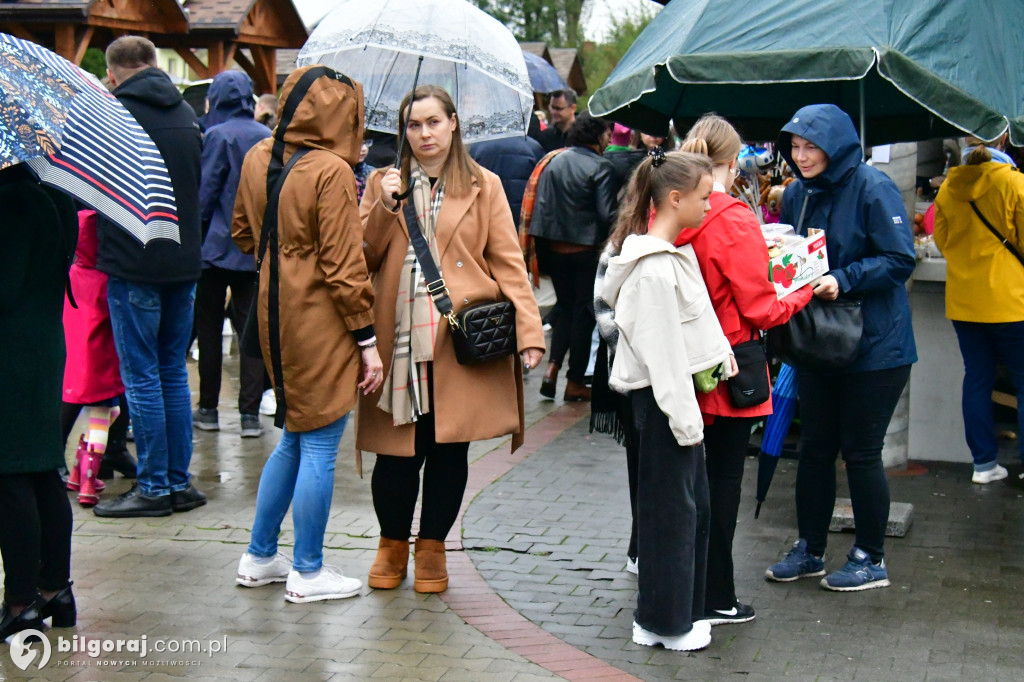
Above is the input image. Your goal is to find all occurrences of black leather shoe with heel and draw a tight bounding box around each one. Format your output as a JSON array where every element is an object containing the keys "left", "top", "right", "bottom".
[
  {"left": 0, "top": 601, "right": 43, "bottom": 641},
  {"left": 40, "top": 582, "right": 76, "bottom": 628}
]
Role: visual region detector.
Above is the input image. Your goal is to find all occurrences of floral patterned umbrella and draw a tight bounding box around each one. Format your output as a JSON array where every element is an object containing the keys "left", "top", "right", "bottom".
[
  {"left": 0, "top": 40, "right": 76, "bottom": 168},
  {"left": 297, "top": 0, "right": 533, "bottom": 144}
]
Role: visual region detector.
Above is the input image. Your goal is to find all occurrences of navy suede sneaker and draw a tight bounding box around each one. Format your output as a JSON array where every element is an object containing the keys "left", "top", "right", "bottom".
[
  {"left": 765, "top": 538, "right": 825, "bottom": 582},
  {"left": 820, "top": 547, "right": 890, "bottom": 591}
]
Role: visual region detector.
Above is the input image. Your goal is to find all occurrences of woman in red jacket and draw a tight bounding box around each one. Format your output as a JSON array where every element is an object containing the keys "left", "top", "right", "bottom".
[{"left": 677, "top": 115, "right": 812, "bottom": 625}]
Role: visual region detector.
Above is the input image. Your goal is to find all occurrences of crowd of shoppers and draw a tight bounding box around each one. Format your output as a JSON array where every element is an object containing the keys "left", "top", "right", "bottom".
[{"left": 15, "top": 27, "right": 1016, "bottom": 659}]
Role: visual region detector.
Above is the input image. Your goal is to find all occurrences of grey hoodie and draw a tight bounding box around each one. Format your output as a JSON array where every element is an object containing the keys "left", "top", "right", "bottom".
[{"left": 602, "top": 234, "right": 731, "bottom": 446}]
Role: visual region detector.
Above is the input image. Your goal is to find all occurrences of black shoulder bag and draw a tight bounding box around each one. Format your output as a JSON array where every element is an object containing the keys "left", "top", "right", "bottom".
[
  {"left": 401, "top": 201, "right": 517, "bottom": 365},
  {"left": 238, "top": 66, "right": 353, "bottom": 427},
  {"left": 765, "top": 193, "right": 864, "bottom": 372},
  {"left": 728, "top": 330, "right": 771, "bottom": 408},
  {"left": 970, "top": 201, "right": 1024, "bottom": 268}
]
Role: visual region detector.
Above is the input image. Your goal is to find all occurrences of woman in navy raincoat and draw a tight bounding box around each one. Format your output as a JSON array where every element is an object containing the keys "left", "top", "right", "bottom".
[{"left": 764, "top": 104, "right": 916, "bottom": 592}]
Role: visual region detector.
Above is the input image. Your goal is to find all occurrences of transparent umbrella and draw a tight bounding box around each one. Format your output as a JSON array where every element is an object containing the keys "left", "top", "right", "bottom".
[{"left": 297, "top": 0, "right": 533, "bottom": 145}]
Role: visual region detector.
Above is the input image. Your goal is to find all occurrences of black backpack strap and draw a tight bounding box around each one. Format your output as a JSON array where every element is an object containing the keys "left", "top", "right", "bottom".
[
  {"left": 402, "top": 198, "right": 457, "bottom": 328},
  {"left": 260, "top": 147, "right": 310, "bottom": 428},
  {"left": 254, "top": 65, "right": 353, "bottom": 428},
  {"left": 970, "top": 201, "right": 1024, "bottom": 269}
]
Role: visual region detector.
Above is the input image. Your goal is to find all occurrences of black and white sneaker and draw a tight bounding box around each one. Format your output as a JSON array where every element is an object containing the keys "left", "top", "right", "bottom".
[{"left": 704, "top": 602, "right": 755, "bottom": 626}]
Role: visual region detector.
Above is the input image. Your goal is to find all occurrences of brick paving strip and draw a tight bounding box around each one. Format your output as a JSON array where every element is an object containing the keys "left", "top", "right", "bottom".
[{"left": 440, "top": 402, "right": 640, "bottom": 682}]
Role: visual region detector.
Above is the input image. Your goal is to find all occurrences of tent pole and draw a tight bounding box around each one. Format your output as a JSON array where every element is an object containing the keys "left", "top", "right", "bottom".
[{"left": 859, "top": 79, "right": 867, "bottom": 157}]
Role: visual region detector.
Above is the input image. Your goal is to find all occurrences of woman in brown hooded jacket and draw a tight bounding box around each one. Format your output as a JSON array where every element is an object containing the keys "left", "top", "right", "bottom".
[
  {"left": 231, "top": 66, "right": 383, "bottom": 603},
  {"left": 359, "top": 85, "right": 545, "bottom": 593}
]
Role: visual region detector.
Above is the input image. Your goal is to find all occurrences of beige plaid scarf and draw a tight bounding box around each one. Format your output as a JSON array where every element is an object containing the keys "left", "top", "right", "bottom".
[{"left": 377, "top": 161, "right": 444, "bottom": 425}]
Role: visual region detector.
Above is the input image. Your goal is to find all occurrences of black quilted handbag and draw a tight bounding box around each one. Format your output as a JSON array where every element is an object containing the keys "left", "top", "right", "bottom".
[
  {"left": 450, "top": 301, "right": 517, "bottom": 365},
  {"left": 403, "top": 202, "right": 517, "bottom": 366}
]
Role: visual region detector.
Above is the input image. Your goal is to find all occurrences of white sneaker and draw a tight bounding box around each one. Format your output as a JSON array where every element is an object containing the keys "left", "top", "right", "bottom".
[
  {"left": 972, "top": 464, "right": 1008, "bottom": 484},
  {"left": 625, "top": 556, "right": 638, "bottom": 575},
  {"left": 259, "top": 389, "right": 277, "bottom": 416},
  {"left": 632, "top": 620, "right": 711, "bottom": 651},
  {"left": 284, "top": 566, "right": 362, "bottom": 603},
  {"left": 236, "top": 552, "right": 291, "bottom": 587}
]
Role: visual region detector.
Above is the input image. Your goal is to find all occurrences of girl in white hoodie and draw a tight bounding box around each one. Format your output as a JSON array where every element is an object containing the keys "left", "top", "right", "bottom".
[{"left": 602, "top": 150, "right": 734, "bottom": 652}]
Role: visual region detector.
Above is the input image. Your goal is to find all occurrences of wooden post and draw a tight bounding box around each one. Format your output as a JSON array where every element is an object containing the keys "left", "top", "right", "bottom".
[
  {"left": 54, "top": 25, "right": 75, "bottom": 61},
  {"left": 249, "top": 46, "right": 277, "bottom": 95},
  {"left": 208, "top": 41, "right": 224, "bottom": 75}
]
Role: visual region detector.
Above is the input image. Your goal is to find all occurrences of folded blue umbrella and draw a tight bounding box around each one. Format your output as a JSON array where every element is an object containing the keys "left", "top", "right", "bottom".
[{"left": 755, "top": 363, "right": 798, "bottom": 518}]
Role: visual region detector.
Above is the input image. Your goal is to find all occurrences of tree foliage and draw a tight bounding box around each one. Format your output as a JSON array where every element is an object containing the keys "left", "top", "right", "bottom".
[
  {"left": 580, "top": 5, "right": 656, "bottom": 106},
  {"left": 80, "top": 48, "right": 106, "bottom": 81},
  {"left": 474, "top": 0, "right": 586, "bottom": 48}
]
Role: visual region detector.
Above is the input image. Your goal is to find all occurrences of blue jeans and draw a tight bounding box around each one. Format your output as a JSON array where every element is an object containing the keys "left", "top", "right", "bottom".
[
  {"left": 107, "top": 278, "right": 196, "bottom": 497},
  {"left": 953, "top": 320, "right": 1024, "bottom": 470},
  {"left": 248, "top": 415, "right": 348, "bottom": 572}
]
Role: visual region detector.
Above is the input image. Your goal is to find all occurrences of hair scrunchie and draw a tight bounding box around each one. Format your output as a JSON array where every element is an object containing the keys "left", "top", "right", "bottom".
[{"left": 648, "top": 146, "right": 666, "bottom": 168}]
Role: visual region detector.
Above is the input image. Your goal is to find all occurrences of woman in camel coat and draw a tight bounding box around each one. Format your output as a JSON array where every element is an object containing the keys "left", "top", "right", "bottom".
[{"left": 359, "top": 85, "right": 545, "bottom": 593}]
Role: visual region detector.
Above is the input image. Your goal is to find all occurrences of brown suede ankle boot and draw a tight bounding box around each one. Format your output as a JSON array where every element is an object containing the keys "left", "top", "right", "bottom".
[
  {"left": 413, "top": 538, "right": 448, "bottom": 593},
  {"left": 368, "top": 537, "right": 409, "bottom": 589}
]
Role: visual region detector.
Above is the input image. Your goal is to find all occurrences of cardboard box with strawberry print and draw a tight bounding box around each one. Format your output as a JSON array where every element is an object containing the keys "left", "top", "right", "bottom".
[{"left": 768, "top": 233, "right": 829, "bottom": 299}]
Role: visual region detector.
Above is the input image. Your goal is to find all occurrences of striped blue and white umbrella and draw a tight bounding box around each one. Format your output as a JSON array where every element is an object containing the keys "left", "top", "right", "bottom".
[{"left": 0, "top": 33, "right": 178, "bottom": 244}]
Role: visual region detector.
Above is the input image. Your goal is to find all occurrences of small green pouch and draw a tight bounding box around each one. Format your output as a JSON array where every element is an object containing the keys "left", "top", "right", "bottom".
[{"left": 693, "top": 363, "right": 725, "bottom": 394}]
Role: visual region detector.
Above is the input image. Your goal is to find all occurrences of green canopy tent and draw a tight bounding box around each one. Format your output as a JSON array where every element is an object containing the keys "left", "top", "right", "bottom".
[{"left": 589, "top": 0, "right": 1024, "bottom": 147}]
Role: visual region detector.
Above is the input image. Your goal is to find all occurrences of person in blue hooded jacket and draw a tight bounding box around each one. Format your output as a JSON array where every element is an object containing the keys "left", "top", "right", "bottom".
[
  {"left": 764, "top": 104, "right": 917, "bottom": 592},
  {"left": 194, "top": 71, "right": 271, "bottom": 437}
]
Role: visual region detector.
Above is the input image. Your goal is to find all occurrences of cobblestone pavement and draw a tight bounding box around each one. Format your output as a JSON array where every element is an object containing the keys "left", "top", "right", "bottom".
[
  {"left": 463, "top": 416, "right": 1024, "bottom": 681},
  {"left": 2, "top": 354, "right": 1022, "bottom": 681}
]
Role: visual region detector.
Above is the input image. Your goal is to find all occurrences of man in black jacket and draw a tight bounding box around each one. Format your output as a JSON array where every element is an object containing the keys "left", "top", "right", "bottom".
[
  {"left": 534, "top": 89, "right": 577, "bottom": 153},
  {"left": 93, "top": 36, "right": 206, "bottom": 518}
]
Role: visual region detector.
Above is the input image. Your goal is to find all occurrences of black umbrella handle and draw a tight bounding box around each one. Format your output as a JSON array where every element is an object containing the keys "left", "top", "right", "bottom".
[{"left": 392, "top": 55, "right": 424, "bottom": 204}]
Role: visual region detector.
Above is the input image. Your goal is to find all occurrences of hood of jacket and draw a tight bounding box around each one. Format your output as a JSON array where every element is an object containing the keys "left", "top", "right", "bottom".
[
  {"left": 943, "top": 161, "right": 1015, "bottom": 202},
  {"left": 602, "top": 234, "right": 681, "bottom": 309},
  {"left": 202, "top": 71, "right": 255, "bottom": 129},
  {"left": 275, "top": 66, "right": 364, "bottom": 166},
  {"left": 113, "top": 67, "right": 185, "bottom": 110},
  {"left": 778, "top": 104, "right": 862, "bottom": 188}
]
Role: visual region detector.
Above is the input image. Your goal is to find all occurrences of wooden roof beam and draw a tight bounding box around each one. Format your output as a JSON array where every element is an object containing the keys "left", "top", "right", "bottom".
[
  {"left": 2, "top": 22, "right": 37, "bottom": 43},
  {"left": 173, "top": 47, "right": 210, "bottom": 80}
]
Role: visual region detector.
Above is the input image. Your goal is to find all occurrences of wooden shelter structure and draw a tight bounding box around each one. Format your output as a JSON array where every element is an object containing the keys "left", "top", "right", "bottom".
[{"left": 0, "top": 0, "right": 307, "bottom": 94}]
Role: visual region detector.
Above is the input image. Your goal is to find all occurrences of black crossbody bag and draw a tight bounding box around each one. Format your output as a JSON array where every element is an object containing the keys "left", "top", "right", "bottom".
[
  {"left": 401, "top": 201, "right": 517, "bottom": 365},
  {"left": 728, "top": 330, "right": 771, "bottom": 408}
]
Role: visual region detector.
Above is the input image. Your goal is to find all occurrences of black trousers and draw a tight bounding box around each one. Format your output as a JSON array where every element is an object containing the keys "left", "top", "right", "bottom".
[
  {"left": 61, "top": 394, "right": 130, "bottom": 456},
  {"left": 0, "top": 471, "right": 72, "bottom": 605},
  {"left": 632, "top": 387, "right": 709, "bottom": 636},
  {"left": 626, "top": 435, "right": 639, "bottom": 562},
  {"left": 535, "top": 241, "right": 598, "bottom": 383},
  {"left": 703, "top": 415, "right": 758, "bottom": 611},
  {"left": 371, "top": 409, "right": 470, "bottom": 542},
  {"left": 195, "top": 267, "right": 264, "bottom": 415},
  {"left": 796, "top": 365, "right": 911, "bottom": 562}
]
